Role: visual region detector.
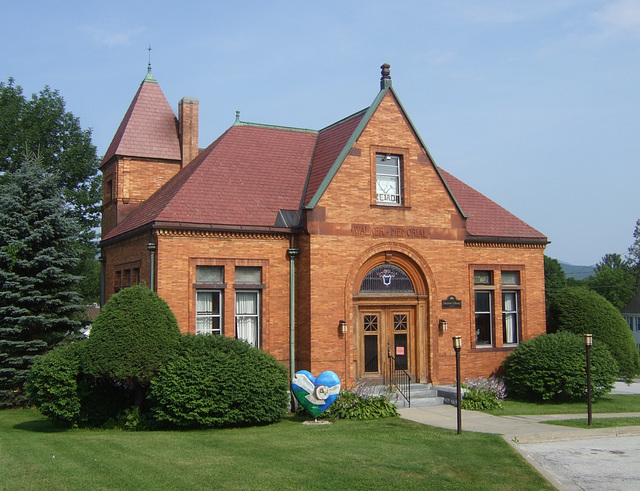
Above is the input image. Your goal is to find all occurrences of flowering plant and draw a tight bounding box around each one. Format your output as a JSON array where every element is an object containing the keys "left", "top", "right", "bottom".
[{"left": 461, "top": 377, "right": 506, "bottom": 410}]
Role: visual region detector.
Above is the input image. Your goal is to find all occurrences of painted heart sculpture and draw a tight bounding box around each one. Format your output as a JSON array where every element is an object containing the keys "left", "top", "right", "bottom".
[{"left": 292, "top": 370, "right": 341, "bottom": 419}]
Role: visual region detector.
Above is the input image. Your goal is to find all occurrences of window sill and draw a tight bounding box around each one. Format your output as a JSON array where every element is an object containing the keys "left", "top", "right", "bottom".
[{"left": 370, "top": 204, "right": 411, "bottom": 210}]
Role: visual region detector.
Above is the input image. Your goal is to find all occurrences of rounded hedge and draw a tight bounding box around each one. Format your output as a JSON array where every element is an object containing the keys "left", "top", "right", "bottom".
[
  {"left": 83, "top": 285, "right": 181, "bottom": 388},
  {"left": 25, "top": 341, "right": 84, "bottom": 426},
  {"left": 547, "top": 287, "right": 639, "bottom": 379},
  {"left": 502, "top": 331, "right": 618, "bottom": 402},
  {"left": 149, "top": 334, "right": 290, "bottom": 428},
  {"left": 25, "top": 340, "right": 136, "bottom": 427}
]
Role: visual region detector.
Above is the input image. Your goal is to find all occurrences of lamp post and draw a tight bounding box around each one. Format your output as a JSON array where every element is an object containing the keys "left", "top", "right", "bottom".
[
  {"left": 584, "top": 334, "right": 593, "bottom": 426},
  {"left": 453, "top": 335, "right": 462, "bottom": 434}
]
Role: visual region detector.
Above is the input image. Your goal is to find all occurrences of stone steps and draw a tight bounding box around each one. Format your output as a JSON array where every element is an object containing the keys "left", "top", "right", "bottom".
[{"left": 357, "top": 382, "right": 463, "bottom": 409}]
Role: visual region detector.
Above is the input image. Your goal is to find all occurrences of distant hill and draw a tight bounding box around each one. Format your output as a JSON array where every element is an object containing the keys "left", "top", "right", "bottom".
[{"left": 560, "top": 262, "right": 595, "bottom": 280}]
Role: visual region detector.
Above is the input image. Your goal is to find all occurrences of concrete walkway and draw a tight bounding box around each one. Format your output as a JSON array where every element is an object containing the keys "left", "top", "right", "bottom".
[{"left": 398, "top": 404, "right": 640, "bottom": 443}]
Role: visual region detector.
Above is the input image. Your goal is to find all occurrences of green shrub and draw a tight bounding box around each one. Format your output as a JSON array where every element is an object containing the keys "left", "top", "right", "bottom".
[
  {"left": 322, "top": 389, "right": 399, "bottom": 420},
  {"left": 547, "top": 287, "right": 639, "bottom": 379},
  {"left": 149, "top": 334, "right": 290, "bottom": 428},
  {"left": 76, "top": 377, "right": 135, "bottom": 428},
  {"left": 502, "top": 331, "right": 618, "bottom": 402},
  {"left": 25, "top": 339, "right": 135, "bottom": 427},
  {"left": 24, "top": 341, "right": 85, "bottom": 426},
  {"left": 83, "top": 285, "right": 181, "bottom": 405}
]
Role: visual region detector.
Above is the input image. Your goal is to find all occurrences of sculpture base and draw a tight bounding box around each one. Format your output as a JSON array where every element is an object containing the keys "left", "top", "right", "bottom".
[{"left": 302, "top": 420, "right": 332, "bottom": 426}]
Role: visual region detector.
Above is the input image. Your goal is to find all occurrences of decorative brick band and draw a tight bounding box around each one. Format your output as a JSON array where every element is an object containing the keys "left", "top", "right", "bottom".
[{"left": 155, "top": 228, "right": 288, "bottom": 241}]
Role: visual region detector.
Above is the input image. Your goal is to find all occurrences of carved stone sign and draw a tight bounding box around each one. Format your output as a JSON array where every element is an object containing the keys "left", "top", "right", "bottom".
[
  {"left": 442, "top": 295, "right": 462, "bottom": 309},
  {"left": 352, "top": 224, "right": 431, "bottom": 239}
]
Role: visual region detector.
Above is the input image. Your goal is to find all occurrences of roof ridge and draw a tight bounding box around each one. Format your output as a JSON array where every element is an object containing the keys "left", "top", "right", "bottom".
[
  {"left": 318, "top": 107, "right": 369, "bottom": 133},
  {"left": 234, "top": 119, "right": 317, "bottom": 134}
]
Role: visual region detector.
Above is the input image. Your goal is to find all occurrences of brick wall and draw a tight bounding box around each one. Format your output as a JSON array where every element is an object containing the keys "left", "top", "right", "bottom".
[
  {"left": 101, "top": 156, "right": 182, "bottom": 237},
  {"left": 101, "top": 90, "right": 547, "bottom": 389}
]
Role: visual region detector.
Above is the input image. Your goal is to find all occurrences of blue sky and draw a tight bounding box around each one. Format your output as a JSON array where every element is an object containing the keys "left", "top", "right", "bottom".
[{"left": 2, "top": 0, "right": 639, "bottom": 265}]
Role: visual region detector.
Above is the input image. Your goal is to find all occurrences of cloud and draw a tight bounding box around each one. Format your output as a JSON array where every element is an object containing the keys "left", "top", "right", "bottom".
[
  {"left": 450, "top": 0, "right": 579, "bottom": 25},
  {"left": 81, "top": 26, "right": 144, "bottom": 47},
  {"left": 591, "top": 0, "right": 640, "bottom": 35}
]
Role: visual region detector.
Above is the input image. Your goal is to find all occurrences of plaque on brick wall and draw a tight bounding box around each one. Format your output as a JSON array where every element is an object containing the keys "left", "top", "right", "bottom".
[{"left": 442, "top": 295, "right": 462, "bottom": 309}]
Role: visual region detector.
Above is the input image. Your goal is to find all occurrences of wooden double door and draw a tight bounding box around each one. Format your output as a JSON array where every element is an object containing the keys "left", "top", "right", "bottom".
[{"left": 360, "top": 306, "right": 414, "bottom": 379}]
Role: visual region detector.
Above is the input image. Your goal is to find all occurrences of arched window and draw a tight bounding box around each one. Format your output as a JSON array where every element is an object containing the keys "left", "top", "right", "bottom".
[{"left": 360, "top": 264, "right": 414, "bottom": 293}]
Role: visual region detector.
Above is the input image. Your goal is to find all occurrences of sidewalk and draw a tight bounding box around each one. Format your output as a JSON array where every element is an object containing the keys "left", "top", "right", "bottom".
[{"left": 398, "top": 405, "right": 640, "bottom": 443}]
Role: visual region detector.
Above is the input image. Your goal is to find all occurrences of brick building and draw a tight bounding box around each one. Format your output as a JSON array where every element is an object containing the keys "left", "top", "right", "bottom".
[{"left": 99, "top": 64, "right": 548, "bottom": 386}]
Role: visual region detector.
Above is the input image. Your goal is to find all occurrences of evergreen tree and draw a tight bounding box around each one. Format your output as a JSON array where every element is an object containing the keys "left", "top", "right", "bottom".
[
  {"left": 0, "top": 78, "right": 101, "bottom": 303},
  {"left": 0, "top": 152, "right": 83, "bottom": 407}
]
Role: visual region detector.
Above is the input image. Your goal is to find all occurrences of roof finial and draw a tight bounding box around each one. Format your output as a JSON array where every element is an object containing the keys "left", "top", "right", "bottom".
[
  {"left": 380, "top": 63, "right": 392, "bottom": 90},
  {"left": 143, "top": 45, "right": 158, "bottom": 83}
]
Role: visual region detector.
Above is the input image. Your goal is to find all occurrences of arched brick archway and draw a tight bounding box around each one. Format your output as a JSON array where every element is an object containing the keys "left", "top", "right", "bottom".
[{"left": 344, "top": 244, "right": 434, "bottom": 383}]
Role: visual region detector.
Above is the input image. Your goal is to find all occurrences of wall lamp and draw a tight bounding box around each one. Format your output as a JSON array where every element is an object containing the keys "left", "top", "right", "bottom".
[
  {"left": 339, "top": 320, "right": 348, "bottom": 334},
  {"left": 439, "top": 319, "right": 448, "bottom": 332}
]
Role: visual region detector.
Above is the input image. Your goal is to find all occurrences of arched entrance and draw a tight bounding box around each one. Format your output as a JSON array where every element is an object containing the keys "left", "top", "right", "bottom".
[{"left": 351, "top": 251, "right": 430, "bottom": 383}]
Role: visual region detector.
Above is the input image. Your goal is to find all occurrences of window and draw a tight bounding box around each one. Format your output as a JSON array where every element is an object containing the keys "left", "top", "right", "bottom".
[
  {"left": 376, "top": 154, "right": 401, "bottom": 205},
  {"left": 235, "top": 267, "right": 262, "bottom": 347},
  {"left": 474, "top": 270, "right": 493, "bottom": 346},
  {"left": 114, "top": 264, "right": 141, "bottom": 292},
  {"left": 360, "top": 264, "right": 414, "bottom": 293},
  {"left": 474, "top": 270, "right": 492, "bottom": 286},
  {"left": 502, "top": 292, "right": 519, "bottom": 344},
  {"left": 196, "top": 266, "right": 223, "bottom": 284},
  {"left": 475, "top": 291, "right": 493, "bottom": 346},
  {"left": 106, "top": 180, "right": 113, "bottom": 202},
  {"left": 236, "top": 291, "right": 259, "bottom": 347},
  {"left": 196, "top": 291, "right": 222, "bottom": 335},
  {"left": 195, "top": 266, "right": 224, "bottom": 335},
  {"left": 473, "top": 268, "right": 524, "bottom": 348},
  {"left": 502, "top": 271, "right": 520, "bottom": 345}
]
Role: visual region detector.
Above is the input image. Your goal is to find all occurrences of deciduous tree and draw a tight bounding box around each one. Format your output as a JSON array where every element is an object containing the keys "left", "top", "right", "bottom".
[{"left": 586, "top": 253, "right": 636, "bottom": 310}]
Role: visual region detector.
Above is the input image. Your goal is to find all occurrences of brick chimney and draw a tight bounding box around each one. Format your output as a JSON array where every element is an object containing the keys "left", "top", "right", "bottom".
[{"left": 178, "top": 97, "right": 199, "bottom": 166}]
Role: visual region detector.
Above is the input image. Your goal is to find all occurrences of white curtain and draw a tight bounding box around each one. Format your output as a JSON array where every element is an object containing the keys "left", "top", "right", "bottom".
[
  {"left": 236, "top": 292, "right": 259, "bottom": 347},
  {"left": 196, "top": 291, "right": 221, "bottom": 334},
  {"left": 503, "top": 292, "right": 518, "bottom": 344}
]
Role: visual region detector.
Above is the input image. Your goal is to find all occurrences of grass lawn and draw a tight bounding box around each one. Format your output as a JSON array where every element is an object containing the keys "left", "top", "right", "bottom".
[
  {"left": 543, "top": 417, "right": 640, "bottom": 429},
  {"left": 0, "top": 409, "right": 553, "bottom": 490},
  {"left": 485, "top": 394, "right": 640, "bottom": 416}
]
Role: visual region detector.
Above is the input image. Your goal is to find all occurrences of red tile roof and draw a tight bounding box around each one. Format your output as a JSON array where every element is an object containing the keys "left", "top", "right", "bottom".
[
  {"left": 102, "top": 81, "right": 545, "bottom": 245},
  {"left": 439, "top": 168, "right": 547, "bottom": 243},
  {"left": 304, "top": 111, "right": 366, "bottom": 206},
  {"left": 102, "top": 123, "right": 317, "bottom": 240},
  {"left": 101, "top": 77, "right": 181, "bottom": 166}
]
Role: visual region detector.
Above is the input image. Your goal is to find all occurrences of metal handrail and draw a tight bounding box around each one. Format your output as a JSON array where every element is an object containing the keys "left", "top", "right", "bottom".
[{"left": 387, "top": 351, "right": 411, "bottom": 407}]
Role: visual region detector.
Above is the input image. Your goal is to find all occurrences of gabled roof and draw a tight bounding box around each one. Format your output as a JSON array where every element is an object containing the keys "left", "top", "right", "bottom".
[
  {"left": 102, "top": 74, "right": 546, "bottom": 246},
  {"left": 102, "top": 121, "right": 317, "bottom": 241},
  {"left": 304, "top": 110, "right": 366, "bottom": 206},
  {"left": 101, "top": 73, "right": 181, "bottom": 167},
  {"left": 622, "top": 292, "right": 640, "bottom": 314},
  {"left": 439, "top": 168, "right": 547, "bottom": 243}
]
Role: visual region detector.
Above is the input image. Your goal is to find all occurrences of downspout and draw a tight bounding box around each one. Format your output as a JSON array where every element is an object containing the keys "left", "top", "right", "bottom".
[
  {"left": 287, "top": 245, "right": 299, "bottom": 381},
  {"left": 146, "top": 242, "right": 156, "bottom": 292},
  {"left": 99, "top": 254, "right": 106, "bottom": 307}
]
